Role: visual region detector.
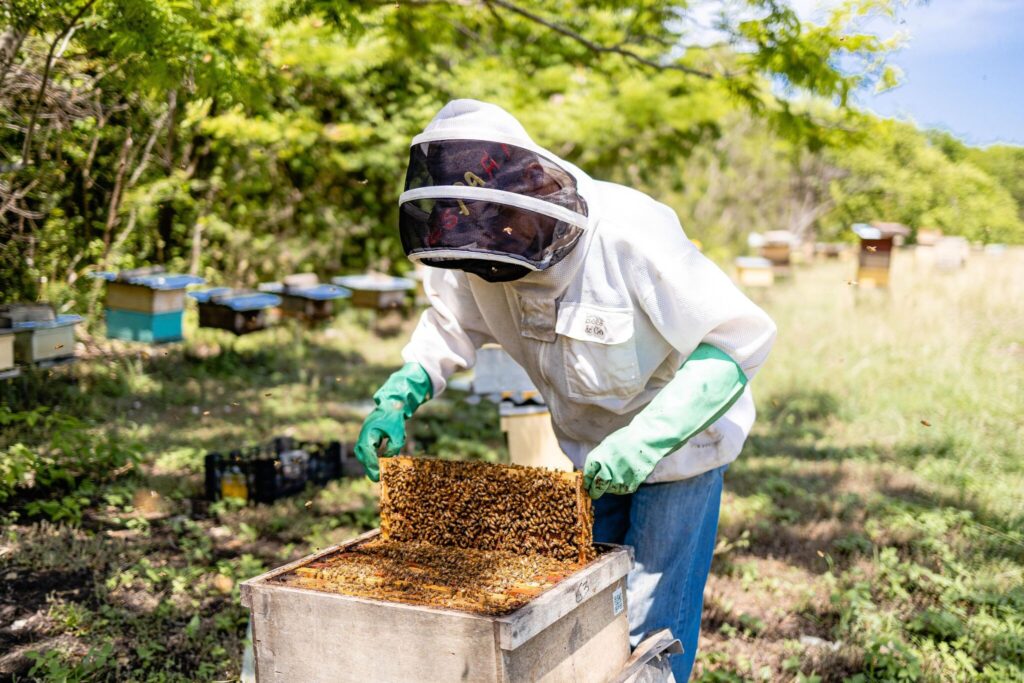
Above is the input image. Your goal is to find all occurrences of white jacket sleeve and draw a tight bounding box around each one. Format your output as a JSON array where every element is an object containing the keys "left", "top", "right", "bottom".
[
  {"left": 630, "top": 211, "right": 776, "bottom": 380},
  {"left": 401, "top": 268, "right": 496, "bottom": 396}
]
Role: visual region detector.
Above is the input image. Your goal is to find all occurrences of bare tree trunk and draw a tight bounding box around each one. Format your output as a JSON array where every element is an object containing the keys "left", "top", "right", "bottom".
[
  {"left": 0, "top": 26, "right": 27, "bottom": 92},
  {"left": 189, "top": 219, "right": 203, "bottom": 276},
  {"left": 102, "top": 130, "right": 134, "bottom": 257}
]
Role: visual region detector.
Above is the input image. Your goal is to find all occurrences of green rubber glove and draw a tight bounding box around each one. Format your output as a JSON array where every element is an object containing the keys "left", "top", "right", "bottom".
[
  {"left": 355, "top": 362, "right": 433, "bottom": 482},
  {"left": 583, "top": 344, "right": 748, "bottom": 500}
]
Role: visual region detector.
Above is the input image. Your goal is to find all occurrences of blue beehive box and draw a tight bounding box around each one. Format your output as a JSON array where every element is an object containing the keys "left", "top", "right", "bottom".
[{"left": 105, "top": 308, "right": 184, "bottom": 343}]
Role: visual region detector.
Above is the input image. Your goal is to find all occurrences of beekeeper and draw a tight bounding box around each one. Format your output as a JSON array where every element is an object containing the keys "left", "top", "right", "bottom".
[{"left": 354, "top": 99, "right": 776, "bottom": 681}]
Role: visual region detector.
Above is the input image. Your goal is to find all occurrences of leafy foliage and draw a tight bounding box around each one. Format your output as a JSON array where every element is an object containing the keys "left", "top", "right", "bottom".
[
  {"left": 0, "top": 405, "right": 141, "bottom": 522},
  {"left": 4, "top": 0, "right": 1023, "bottom": 307}
]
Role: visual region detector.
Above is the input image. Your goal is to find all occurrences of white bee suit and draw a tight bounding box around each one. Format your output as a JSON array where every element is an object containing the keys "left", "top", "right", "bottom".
[{"left": 401, "top": 100, "right": 776, "bottom": 483}]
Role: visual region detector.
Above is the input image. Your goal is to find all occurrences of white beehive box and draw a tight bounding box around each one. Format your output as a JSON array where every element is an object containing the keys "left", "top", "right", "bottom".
[
  {"left": 241, "top": 530, "right": 633, "bottom": 683},
  {"left": 12, "top": 315, "right": 81, "bottom": 364},
  {"left": 735, "top": 257, "right": 775, "bottom": 288}
]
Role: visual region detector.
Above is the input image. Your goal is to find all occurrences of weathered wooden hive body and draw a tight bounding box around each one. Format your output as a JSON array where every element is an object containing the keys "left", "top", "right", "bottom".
[
  {"left": 332, "top": 274, "right": 415, "bottom": 310},
  {"left": 242, "top": 457, "right": 633, "bottom": 683}
]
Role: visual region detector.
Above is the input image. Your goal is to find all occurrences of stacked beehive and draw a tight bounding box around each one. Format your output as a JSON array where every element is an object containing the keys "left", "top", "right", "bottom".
[
  {"left": 273, "top": 457, "right": 596, "bottom": 616},
  {"left": 99, "top": 268, "right": 204, "bottom": 343},
  {"left": 853, "top": 222, "right": 909, "bottom": 288},
  {"left": 0, "top": 303, "right": 81, "bottom": 368},
  {"left": 758, "top": 230, "right": 795, "bottom": 276}
]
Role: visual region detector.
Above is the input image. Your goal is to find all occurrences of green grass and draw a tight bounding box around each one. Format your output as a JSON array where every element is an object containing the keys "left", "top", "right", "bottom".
[
  {"left": 697, "top": 250, "right": 1024, "bottom": 682},
  {"left": 1, "top": 250, "right": 1022, "bottom": 681}
]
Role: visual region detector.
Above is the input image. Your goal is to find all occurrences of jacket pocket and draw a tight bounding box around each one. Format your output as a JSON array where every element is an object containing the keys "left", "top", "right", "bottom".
[{"left": 557, "top": 303, "right": 642, "bottom": 400}]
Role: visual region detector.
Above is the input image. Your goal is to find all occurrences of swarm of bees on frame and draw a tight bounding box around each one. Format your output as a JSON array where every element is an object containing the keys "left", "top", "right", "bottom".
[
  {"left": 380, "top": 457, "right": 594, "bottom": 564},
  {"left": 272, "top": 457, "right": 598, "bottom": 615},
  {"left": 277, "top": 538, "right": 580, "bottom": 615}
]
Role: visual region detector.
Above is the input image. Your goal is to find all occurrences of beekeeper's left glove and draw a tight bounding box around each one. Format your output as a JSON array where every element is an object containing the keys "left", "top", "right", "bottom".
[
  {"left": 583, "top": 344, "right": 748, "bottom": 499},
  {"left": 355, "top": 362, "right": 433, "bottom": 482}
]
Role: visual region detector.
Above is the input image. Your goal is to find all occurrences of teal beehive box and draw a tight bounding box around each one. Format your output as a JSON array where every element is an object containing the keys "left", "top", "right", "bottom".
[
  {"left": 105, "top": 309, "right": 184, "bottom": 343},
  {"left": 94, "top": 269, "right": 203, "bottom": 344}
]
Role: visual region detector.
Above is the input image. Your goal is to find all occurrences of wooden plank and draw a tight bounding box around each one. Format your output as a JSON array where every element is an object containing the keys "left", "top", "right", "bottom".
[
  {"left": 249, "top": 581, "right": 499, "bottom": 683},
  {"left": 496, "top": 544, "right": 632, "bottom": 650}
]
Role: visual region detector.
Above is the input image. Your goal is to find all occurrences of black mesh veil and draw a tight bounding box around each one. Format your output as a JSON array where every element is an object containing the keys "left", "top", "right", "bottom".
[{"left": 399, "top": 139, "right": 588, "bottom": 281}]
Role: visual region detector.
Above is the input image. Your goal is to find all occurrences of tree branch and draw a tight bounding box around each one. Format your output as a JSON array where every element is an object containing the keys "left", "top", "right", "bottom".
[
  {"left": 482, "top": 0, "right": 715, "bottom": 80},
  {"left": 20, "top": 0, "right": 99, "bottom": 163},
  {"left": 101, "top": 129, "right": 134, "bottom": 258}
]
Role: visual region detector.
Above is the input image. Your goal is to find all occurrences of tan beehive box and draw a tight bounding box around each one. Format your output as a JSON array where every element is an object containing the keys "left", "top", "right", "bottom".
[
  {"left": 0, "top": 329, "right": 14, "bottom": 372},
  {"left": 853, "top": 223, "right": 908, "bottom": 289},
  {"left": 499, "top": 403, "right": 573, "bottom": 472},
  {"left": 333, "top": 273, "right": 415, "bottom": 310},
  {"left": 242, "top": 458, "right": 633, "bottom": 682},
  {"left": 104, "top": 281, "right": 186, "bottom": 313},
  {"left": 735, "top": 257, "right": 775, "bottom": 288},
  {"left": 242, "top": 530, "right": 632, "bottom": 683}
]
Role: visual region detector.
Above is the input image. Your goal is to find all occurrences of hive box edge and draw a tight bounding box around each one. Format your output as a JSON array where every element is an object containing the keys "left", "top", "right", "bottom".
[{"left": 240, "top": 527, "right": 633, "bottom": 651}]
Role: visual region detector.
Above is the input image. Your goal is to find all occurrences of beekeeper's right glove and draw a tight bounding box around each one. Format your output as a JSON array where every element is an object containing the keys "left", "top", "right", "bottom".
[{"left": 355, "top": 362, "right": 433, "bottom": 482}]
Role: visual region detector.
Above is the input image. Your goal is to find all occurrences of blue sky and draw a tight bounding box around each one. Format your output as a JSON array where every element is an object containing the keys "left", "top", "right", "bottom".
[{"left": 795, "top": 0, "right": 1024, "bottom": 146}]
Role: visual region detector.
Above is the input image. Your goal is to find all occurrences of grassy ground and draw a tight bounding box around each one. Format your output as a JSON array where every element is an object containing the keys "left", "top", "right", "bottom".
[{"left": 1, "top": 249, "right": 1022, "bottom": 681}]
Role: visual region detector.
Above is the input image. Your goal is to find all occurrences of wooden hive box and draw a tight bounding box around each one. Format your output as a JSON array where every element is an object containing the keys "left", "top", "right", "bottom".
[
  {"left": 105, "top": 309, "right": 184, "bottom": 343},
  {"left": 104, "top": 281, "right": 186, "bottom": 314},
  {"left": 242, "top": 458, "right": 632, "bottom": 682},
  {"left": 857, "top": 266, "right": 890, "bottom": 288},
  {"left": 0, "top": 329, "right": 14, "bottom": 372},
  {"left": 735, "top": 257, "right": 775, "bottom": 288},
  {"left": 332, "top": 274, "right": 414, "bottom": 311},
  {"left": 279, "top": 284, "right": 350, "bottom": 322},
  {"left": 242, "top": 530, "right": 632, "bottom": 683},
  {"left": 192, "top": 290, "right": 281, "bottom": 336},
  {"left": 499, "top": 403, "right": 573, "bottom": 472},
  {"left": 12, "top": 315, "right": 80, "bottom": 363}
]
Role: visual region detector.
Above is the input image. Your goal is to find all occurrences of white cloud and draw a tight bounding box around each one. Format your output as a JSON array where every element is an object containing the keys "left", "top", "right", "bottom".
[{"left": 787, "top": 0, "right": 1021, "bottom": 54}]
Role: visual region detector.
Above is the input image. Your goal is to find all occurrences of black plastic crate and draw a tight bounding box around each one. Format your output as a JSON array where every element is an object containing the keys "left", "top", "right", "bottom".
[{"left": 204, "top": 437, "right": 350, "bottom": 504}]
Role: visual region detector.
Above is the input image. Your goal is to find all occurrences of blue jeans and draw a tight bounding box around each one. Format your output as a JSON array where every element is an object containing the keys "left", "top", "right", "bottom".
[{"left": 592, "top": 465, "right": 726, "bottom": 682}]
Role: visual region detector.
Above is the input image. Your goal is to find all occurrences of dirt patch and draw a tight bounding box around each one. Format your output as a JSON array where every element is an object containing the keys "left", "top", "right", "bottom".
[{"left": 0, "top": 568, "right": 92, "bottom": 678}]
